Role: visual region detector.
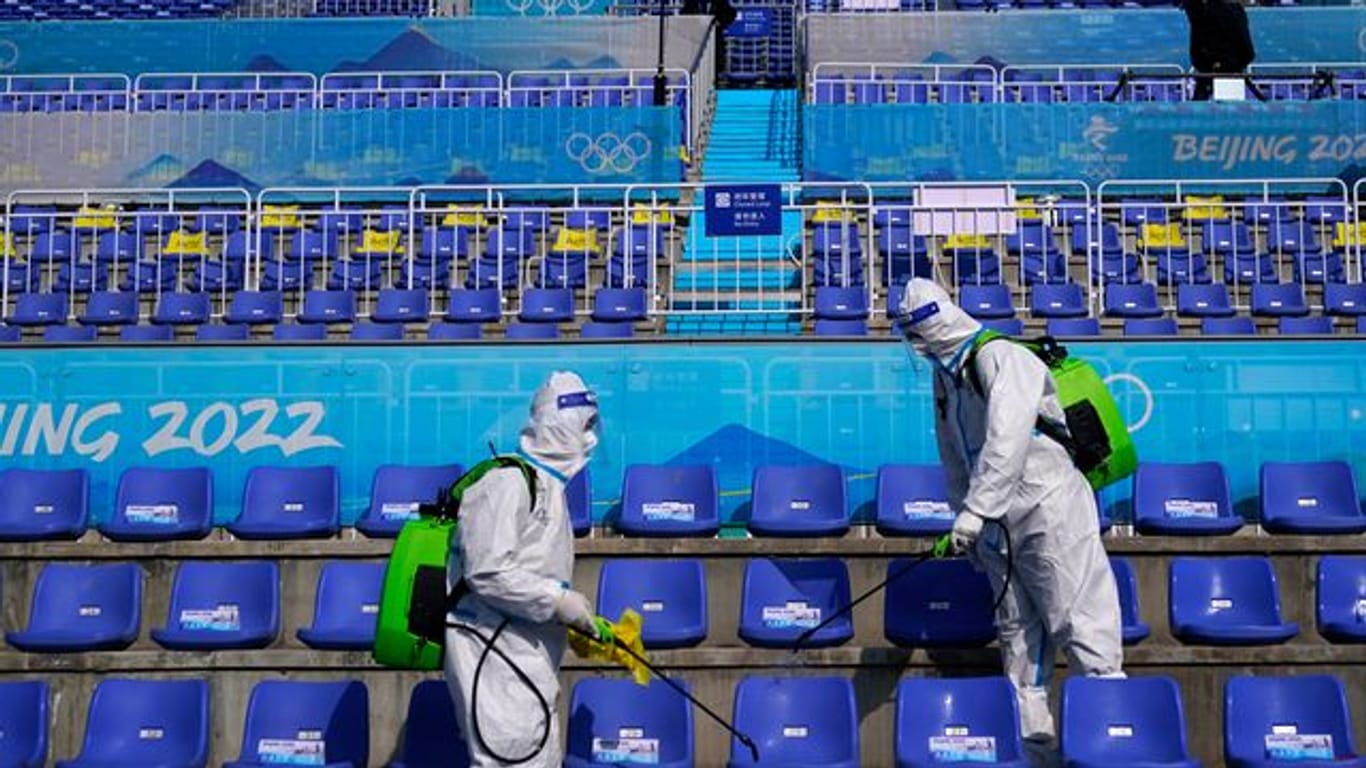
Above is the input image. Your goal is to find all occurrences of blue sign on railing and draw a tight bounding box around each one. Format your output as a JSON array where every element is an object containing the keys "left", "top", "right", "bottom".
[
  {"left": 704, "top": 183, "right": 783, "bottom": 236},
  {"left": 726, "top": 8, "right": 774, "bottom": 39}
]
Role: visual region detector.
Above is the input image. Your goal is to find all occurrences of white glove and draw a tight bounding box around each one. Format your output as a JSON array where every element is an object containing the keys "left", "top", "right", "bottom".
[
  {"left": 951, "top": 511, "right": 985, "bottom": 555},
  {"left": 553, "top": 589, "right": 596, "bottom": 633}
]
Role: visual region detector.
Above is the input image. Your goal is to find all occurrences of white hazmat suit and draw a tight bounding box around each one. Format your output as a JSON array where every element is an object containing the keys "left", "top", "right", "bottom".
[
  {"left": 898, "top": 279, "right": 1123, "bottom": 759},
  {"left": 444, "top": 371, "right": 601, "bottom": 768}
]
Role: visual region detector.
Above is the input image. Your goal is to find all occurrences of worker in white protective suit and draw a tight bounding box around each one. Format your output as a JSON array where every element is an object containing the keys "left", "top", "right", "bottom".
[
  {"left": 897, "top": 279, "right": 1124, "bottom": 765},
  {"left": 444, "top": 370, "right": 609, "bottom": 768}
]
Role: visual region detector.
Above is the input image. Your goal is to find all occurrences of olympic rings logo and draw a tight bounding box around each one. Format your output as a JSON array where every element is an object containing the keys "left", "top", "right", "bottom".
[
  {"left": 564, "top": 131, "right": 652, "bottom": 174},
  {"left": 0, "top": 40, "right": 18, "bottom": 72},
  {"left": 504, "top": 0, "right": 596, "bottom": 15}
]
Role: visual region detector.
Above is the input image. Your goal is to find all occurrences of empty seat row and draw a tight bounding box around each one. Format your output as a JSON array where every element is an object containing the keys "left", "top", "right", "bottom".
[
  {"left": 9, "top": 554, "right": 1365, "bottom": 653},
  {"left": 6, "top": 673, "right": 1356, "bottom": 767}
]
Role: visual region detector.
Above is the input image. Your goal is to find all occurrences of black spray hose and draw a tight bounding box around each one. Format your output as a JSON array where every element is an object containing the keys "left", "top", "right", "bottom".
[{"left": 449, "top": 618, "right": 552, "bottom": 766}]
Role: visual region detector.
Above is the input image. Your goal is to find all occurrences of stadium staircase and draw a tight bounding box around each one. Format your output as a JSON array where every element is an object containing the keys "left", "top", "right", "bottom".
[{"left": 668, "top": 88, "right": 804, "bottom": 335}]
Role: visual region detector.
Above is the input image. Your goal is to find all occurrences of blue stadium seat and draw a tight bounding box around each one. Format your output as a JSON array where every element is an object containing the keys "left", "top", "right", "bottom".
[
  {"left": 11, "top": 293, "right": 68, "bottom": 326},
  {"left": 273, "top": 323, "right": 328, "bottom": 341},
  {"left": 6, "top": 563, "right": 141, "bottom": 652},
  {"left": 196, "top": 323, "right": 251, "bottom": 342},
  {"left": 389, "top": 680, "right": 469, "bottom": 768},
  {"left": 948, "top": 250, "right": 1001, "bottom": 285},
  {"left": 814, "top": 286, "right": 869, "bottom": 320},
  {"left": 2, "top": 262, "right": 39, "bottom": 294},
  {"left": 79, "top": 291, "right": 137, "bottom": 326},
  {"left": 446, "top": 289, "right": 501, "bottom": 323},
  {"left": 1123, "top": 317, "right": 1178, "bottom": 336},
  {"left": 505, "top": 323, "right": 559, "bottom": 340},
  {"left": 1317, "top": 555, "right": 1366, "bottom": 643},
  {"left": 568, "top": 467, "right": 592, "bottom": 537},
  {"left": 1224, "top": 253, "right": 1279, "bottom": 285},
  {"left": 519, "top": 287, "right": 574, "bottom": 323},
  {"left": 227, "top": 465, "right": 340, "bottom": 539},
  {"left": 592, "top": 288, "right": 648, "bottom": 322},
  {"left": 1133, "top": 461, "right": 1242, "bottom": 535},
  {"left": 567, "top": 679, "right": 694, "bottom": 768},
  {"left": 350, "top": 322, "right": 404, "bottom": 341},
  {"left": 297, "top": 561, "right": 385, "bottom": 651},
  {"left": 541, "top": 252, "right": 590, "bottom": 289},
  {"left": 1252, "top": 283, "right": 1308, "bottom": 317},
  {"left": 0, "top": 325, "right": 19, "bottom": 343},
  {"left": 299, "top": 289, "right": 356, "bottom": 324},
  {"left": 749, "top": 464, "right": 849, "bottom": 537},
  {"left": 1176, "top": 284, "right": 1234, "bottom": 317},
  {"left": 1224, "top": 675, "right": 1363, "bottom": 768},
  {"left": 32, "top": 231, "right": 75, "bottom": 261},
  {"left": 1278, "top": 315, "right": 1334, "bottom": 335},
  {"left": 289, "top": 230, "right": 339, "bottom": 261},
  {"left": 618, "top": 464, "right": 719, "bottom": 537},
  {"left": 1268, "top": 218, "right": 1320, "bottom": 254},
  {"left": 596, "top": 559, "right": 707, "bottom": 649},
  {"left": 1030, "top": 283, "right": 1087, "bottom": 318},
  {"left": 56, "top": 678, "right": 209, "bottom": 768},
  {"left": 260, "top": 260, "right": 315, "bottom": 291},
  {"left": 1202, "top": 221, "right": 1253, "bottom": 255},
  {"left": 373, "top": 288, "right": 429, "bottom": 323},
  {"left": 151, "top": 560, "right": 280, "bottom": 650},
  {"left": 728, "top": 677, "right": 858, "bottom": 768},
  {"left": 420, "top": 227, "right": 468, "bottom": 261},
  {"left": 580, "top": 321, "right": 635, "bottom": 339},
  {"left": 1292, "top": 251, "right": 1345, "bottom": 285},
  {"left": 1111, "top": 556, "right": 1150, "bottom": 645},
  {"left": 43, "top": 324, "right": 99, "bottom": 343},
  {"left": 895, "top": 677, "right": 1029, "bottom": 768},
  {"left": 1021, "top": 251, "right": 1069, "bottom": 286},
  {"left": 878, "top": 227, "right": 931, "bottom": 285},
  {"left": 0, "top": 468, "right": 88, "bottom": 541},
  {"left": 327, "top": 260, "right": 385, "bottom": 292},
  {"left": 885, "top": 557, "right": 995, "bottom": 647},
  {"left": 1201, "top": 316, "right": 1257, "bottom": 335},
  {"left": 427, "top": 322, "right": 482, "bottom": 341},
  {"left": 1154, "top": 250, "right": 1210, "bottom": 285},
  {"left": 1061, "top": 676, "right": 1199, "bottom": 768},
  {"left": 960, "top": 284, "right": 1014, "bottom": 319},
  {"left": 0, "top": 680, "right": 47, "bottom": 768},
  {"left": 227, "top": 291, "right": 284, "bottom": 325},
  {"left": 739, "top": 558, "right": 852, "bottom": 648},
  {"left": 96, "top": 232, "right": 142, "bottom": 263},
  {"left": 102, "top": 466, "right": 213, "bottom": 541},
  {"left": 153, "top": 292, "right": 210, "bottom": 325},
  {"left": 224, "top": 680, "right": 368, "bottom": 768},
  {"left": 355, "top": 464, "right": 464, "bottom": 538},
  {"left": 814, "top": 319, "right": 868, "bottom": 336},
  {"left": 119, "top": 322, "right": 173, "bottom": 342},
  {"left": 1103, "top": 283, "right": 1163, "bottom": 318},
  {"left": 875, "top": 464, "right": 952, "bottom": 536},
  {"left": 1089, "top": 252, "right": 1141, "bottom": 286},
  {"left": 1047, "top": 317, "right": 1101, "bottom": 336},
  {"left": 1260, "top": 460, "right": 1365, "bottom": 534},
  {"left": 1169, "top": 556, "right": 1298, "bottom": 645}
]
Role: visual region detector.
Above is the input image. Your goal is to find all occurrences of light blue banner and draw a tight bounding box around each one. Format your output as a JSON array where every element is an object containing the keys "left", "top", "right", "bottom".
[
  {"left": 804, "top": 101, "right": 1366, "bottom": 184},
  {"left": 0, "top": 339, "right": 1362, "bottom": 527},
  {"left": 0, "top": 107, "right": 682, "bottom": 192}
]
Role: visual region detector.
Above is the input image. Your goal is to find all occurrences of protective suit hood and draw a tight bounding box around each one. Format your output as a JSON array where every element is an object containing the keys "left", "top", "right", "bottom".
[
  {"left": 518, "top": 370, "right": 599, "bottom": 481},
  {"left": 897, "top": 278, "right": 984, "bottom": 372}
]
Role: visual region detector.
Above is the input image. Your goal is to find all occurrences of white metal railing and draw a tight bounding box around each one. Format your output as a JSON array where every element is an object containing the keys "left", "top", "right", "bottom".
[
  {"left": 1247, "top": 62, "right": 1366, "bottom": 101},
  {"left": 808, "top": 62, "right": 997, "bottom": 104},
  {"left": 999, "top": 64, "right": 1188, "bottom": 104},
  {"left": 0, "top": 74, "right": 132, "bottom": 113},
  {"left": 132, "top": 72, "right": 318, "bottom": 112},
  {"left": 507, "top": 68, "right": 694, "bottom": 148},
  {"left": 318, "top": 71, "right": 504, "bottom": 109}
]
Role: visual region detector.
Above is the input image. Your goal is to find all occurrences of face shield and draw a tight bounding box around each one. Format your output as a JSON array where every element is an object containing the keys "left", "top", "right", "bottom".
[
  {"left": 556, "top": 389, "right": 601, "bottom": 455},
  {"left": 895, "top": 300, "right": 943, "bottom": 363}
]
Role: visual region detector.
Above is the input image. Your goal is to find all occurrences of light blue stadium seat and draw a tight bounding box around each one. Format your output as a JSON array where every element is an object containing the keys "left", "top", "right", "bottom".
[
  {"left": 961, "top": 284, "right": 1015, "bottom": 319},
  {"left": 895, "top": 677, "right": 1029, "bottom": 768},
  {"left": 1317, "top": 555, "right": 1366, "bottom": 643},
  {"left": 1123, "top": 317, "right": 1178, "bottom": 336},
  {"left": 1177, "top": 283, "right": 1234, "bottom": 317},
  {"left": 566, "top": 679, "right": 694, "bottom": 768},
  {"left": 875, "top": 464, "right": 952, "bottom": 536},
  {"left": 427, "top": 322, "right": 482, "bottom": 341},
  {"left": 6, "top": 563, "right": 141, "bottom": 652},
  {"left": 153, "top": 292, "right": 211, "bottom": 325},
  {"left": 151, "top": 560, "right": 279, "bottom": 650},
  {"left": 388, "top": 680, "right": 469, "bottom": 768},
  {"left": 11, "top": 293, "right": 68, "bottom": 326},
  {"left": 101, "top": 466, "right": 213, "bottom": 542},
  {"left": 227, "top": 291, "right": 284, "bottom": 325},
  {"left": 273, "top": 322, "right": 328, "bottom": 341},
  {"left": 592, "top": 288, "right": 648, "bottom": 322},
  {"left": 1061, "top": 676, "right": 1199, "bottom": 768},
  {"left": 568, "top": 468, "right": 591, "bottom": 537},
  {"left": 299, "top": 289, "right": 357, "bottom": 324},
  {"left": 1278, "top": 315, "right": 1334, "bottom": 335},
  {"left": 1169, "top": 556, "right": 1298, "bottom": 645},
  {"left": 748, "top": 464, "right": 848, "bottom": 537},
  {"left": 1201, "top": 316, "right": 1257, "bottom": 335},
  {"left": 1111, "top": 556, "right": 1150, "bottom": 645},
  {"left": 227, "top": 465, "right": 340, "bottom": 540},
  {"left": 1224, "top": 675, "right": 1364, "bottom": 768},
  {"left": 350, "top": 322, "right": 404, "bottom": 341},
  {"left": 1103, "top": 283, "right": 1163, "bottom": 318},
  {"left": 1133, "top": 461, "right": 1242, "bottom": 535},
  {"left": 884, "top": 557, "right": 995, "bottom": 647},
  {"left": 505, "top": 322, "right": 559, "bottom": 340},
  {"left": 580, "top": 321, "right": 635, "bottom": 339},
  {"left": 0, "top": 468, "right": 89, "bottom": 541},
  {"left": 727, "top": 676, "right": 858, "bottom": 768},
  {"left": 79, "top": 291, "right": 137, "bottom": 326},
  {"left": 520, "top": 287, "right": 574, "bottom": 323},
  {"left": 1252, "top": 283, "right": 1308, "bottom": 317},
  {"left": 297, "top": 562, "right": 385, "bottom": 651},
  {"left": 43, "top": 324, "right": 99, "bottom": 343},
  {"left": 0, "top": 681, "right": 47, "bottom": 768},
  {"left": 197, "top": 323, "right": 252, "bottom": 341},
  {"left": 1260, "top": 460, "right": 1365, "bottom": 534},
  {"left": 1030, "top": 283, "right": 1086, "bottom": 318},
  {"left": 374, "top": 288, "right": 429, "bottom": 323},
  {"left": 224, "top": 680, "right": 368, "bottom": 768},
  {"left": 1047, "top": 317, "right": 1101, "bottom": 336},
  {"left": 597, "top": 559, "right": 707, "bottom": 649},
  {"left": 55, "top": 678, "right": 209, "bottom": 768},
  {"left": 356, "top": 464, "right": 464, "bottom": 538},
  {"left": 446, "top": 289, "right": 501, "bottom": 323},
  {"left": 739, "top": 558, "right": 852, "bottom": 648},
  {"left": 618, "top": 464, "right": 719, "bottom": 537}
]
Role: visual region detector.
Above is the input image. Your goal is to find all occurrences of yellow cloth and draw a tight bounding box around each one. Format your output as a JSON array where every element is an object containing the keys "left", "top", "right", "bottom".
[
  {"left": 552, "top": 227, "right": 599, "bottom": 253},
  {"left": 1183, "top": 195, "right": 1228, "bottom": 221},
  {"left": 1140, "top": 223, "right": 1185, "bottom": 248},
  {"left": 631, "top": 204, "right": 675, "bottom": 227},
  {"left": 359, "top": 229, "right": 402, "bottom": 254},
  {"left": 569, "top": 608, "right": 651, "bottom": 686},
  {"left": 0, "top": 233, "right": 14, "bottom": 259},
  {"left": 164, "top": 230, "right": 209, "bottom": 256},
  {"left": 260, "top": 204, "right": 300, "bottom": 230},
  {"left": 73, "top": 205, "right": 120, "bottom": 230},
  {"left": 811, "top": 202, "right": 854, "bottom": 224},
  {"left": 944, "top": 233, "right": 991, "bottom": 250},
  {"left": 441, "top": 206, "right": 488, "bottom": 228},
  {"left": 1334, "top": 222, "right": 1366, "bottom": 248},
  {"left": 1015, "top": 198, "right": 1042, "bottom": 220}
]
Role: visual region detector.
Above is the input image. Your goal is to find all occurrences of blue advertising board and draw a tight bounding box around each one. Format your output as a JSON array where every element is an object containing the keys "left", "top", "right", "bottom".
[
  {"left": 704, "top": 184, "right": 783, "bottom": 236},
  {"left": 726, "top": 8, "right": 774, "bottom": 39}
]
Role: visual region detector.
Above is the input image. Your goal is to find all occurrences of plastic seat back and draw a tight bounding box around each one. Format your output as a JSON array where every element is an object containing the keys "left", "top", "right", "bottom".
[
  {"left": 729, "top": 676, "right": 858, "bottom": 767},
  {"left": 749, "top": 464, "right": 849, "bottom": 536},
  {"left": 152, "top": 560, "right": 280, "bottom": 649},
  {"left": 0, "top": 681, "right": 47, "bottom": 768},
  {"left": 103, "top": 466, "right": 213, "bottom": 541},
  {"left": 739, "top": 558, "right": 852, "bottom": 648},
  {"left": 0, "top": 468, "right": 89, "bottom": 541},
  {"left": 229, "top": 465, "right": 340, "bottom": 539},
  {"left": 1224, "top": 675, "right": 1360, "bottom": 765},
  {"left": 884, "top": 558, "right": 995, "bottom": 647},
  {"left": 1110, "top": 556, "right": 1150, "bottom": 644},
  {"left": 1169, "top": 556, "right": 1295, "bottom": 640},
  {"left": 1133, "top": 461, "right": 1241, "bottom": 534},
  {"left": 566, "top": 678, "right": 694, "bottom": 768},
  {"left": 895, "top": 677, "right": 1026, "bottom": 767},
  {"left": 1061, "top": 676, "right": 1195, "bottom": 765},
  {"left": 8, "top": 563, "right": 141, "bottom": 651},
  {"left": 393, "top": 680, "right": 469, "bottom": 768},
  {"left": 232, "top": 680, "right": 368, "bottom": 767},
  {"left": 596, "top": 559, "right": 707, "bottom": 649},
  {"left": 356, "top": 464, "right": 464, "bottom": 537},
  {"left": 67, "top": 678, "right": 209, "bottom": 765},
  {"left": 618, "top": 464, "right": 719, "bottom": 537},
  {"left": 297, "top": 561, "right": 385, "bottom": 650},
  {"left": 1260, "top": 460, "right": 1364, "bottom": 533}
]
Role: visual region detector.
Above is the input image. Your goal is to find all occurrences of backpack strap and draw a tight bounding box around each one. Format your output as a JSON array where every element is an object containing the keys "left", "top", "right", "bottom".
[
  {"left": 961, "top": 333, "right": 1080, "bottom": 461},
  {"left": 439, "top": 454, "right": 539, "bottom": 613}
]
